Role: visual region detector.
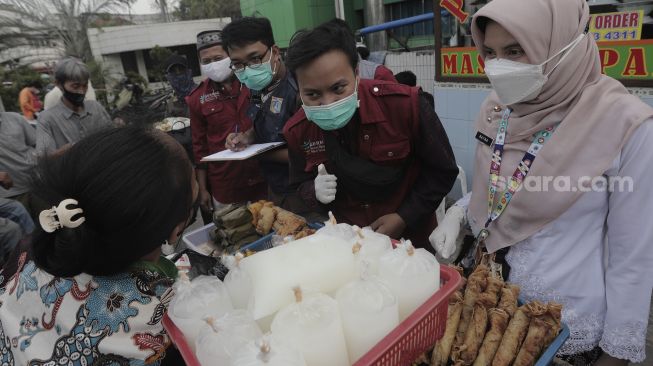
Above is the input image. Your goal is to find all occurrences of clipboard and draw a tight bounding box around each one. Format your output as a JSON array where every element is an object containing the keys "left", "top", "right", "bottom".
[{"left": 200, "top": 142, "right": 286, "bottom": 161}]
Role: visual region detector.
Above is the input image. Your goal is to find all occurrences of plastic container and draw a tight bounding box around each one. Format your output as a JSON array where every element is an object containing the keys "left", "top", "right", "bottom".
[
  {"left": 182, "top": 223, "right": 270, "bottom": 256},
  {"left": 237, "top": 222, "right": 324, "bottom": 254},
  {"left": 182, "top": 223, "right": 219, "bottom": 256},
  {"left": 184, "top": 223, "right": 324, "bottom": 256}
]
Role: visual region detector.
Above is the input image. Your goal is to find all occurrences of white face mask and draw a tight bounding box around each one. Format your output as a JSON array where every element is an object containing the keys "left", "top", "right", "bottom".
[
  {"left": 484, "top": 34, "right": 585, "bottom": 106},
  {"left": 200, "top": 57, "right": 232, "bottom": 82}
]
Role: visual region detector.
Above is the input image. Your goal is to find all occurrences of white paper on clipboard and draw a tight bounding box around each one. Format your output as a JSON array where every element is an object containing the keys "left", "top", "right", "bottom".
[{"left": 200, "top": 142, "right": 286, "bottom": 161}]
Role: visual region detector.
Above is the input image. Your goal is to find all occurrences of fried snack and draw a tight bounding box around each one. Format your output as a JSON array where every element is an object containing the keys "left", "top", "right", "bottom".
[
  {"left": 491, "top": 305, "right": 531, "bottom": 366},
  {"left": 293, "top": 228, "right": 316, "bottom": 240},
  {"left": 450, "top": 265, "right": 468, "bottom": 290},
  {"left": 542, "top": 302, "right": 563, "bottom": 345},
  {"left": 412, "top": 353, "right": 429, "bottom": 365},
  {"left": 274, "top": 208, "right": 307, "bottom": 237},
  {"left": 525, "top": 301, "right": 547, "bottom": 317},
  {"left": 512, "top": 316, "right": 550, "bottom": 366},
  {"left": 455, "top": 265, "right": 489, "bottom": 347},
  {"left": 473, "top": 308, "right": 510, "bottom": 366},
  {"left": 451, "top": 265, "right": 465, "bottom": 277},
  {"left": 457, "top": 303, "right": 490, "bottom": 364},
  {"left": 256, "top": 206, "right": 276, "bottom": 235},
  {"left": 477, "top": 276, "right": 504, "bottom": 308},
  {"left": 497, "top": 284, "right": 520, "bottom": 318},
  {"left": 432, "top": 291, "right": 464, "bottom": 366},
  {"left": 248, "top": 201, "right": 264, "bottom": 225}
]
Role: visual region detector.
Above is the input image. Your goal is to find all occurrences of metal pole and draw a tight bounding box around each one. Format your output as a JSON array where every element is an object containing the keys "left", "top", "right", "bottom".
[
  {"left": 358, "top": 13, "right": 434, "bottom": 35},
  {"left": 363, "top": 0, "right": 387, "bottom": 51}
]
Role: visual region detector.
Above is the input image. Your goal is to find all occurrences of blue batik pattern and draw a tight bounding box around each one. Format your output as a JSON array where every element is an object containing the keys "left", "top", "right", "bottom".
[{"left": 84, "top": 275, "right": 151, "bottom": 335}]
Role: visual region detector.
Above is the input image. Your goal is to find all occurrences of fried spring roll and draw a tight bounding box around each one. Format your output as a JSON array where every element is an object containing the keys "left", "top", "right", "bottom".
[
  {"left": 542, "top": 302, "right": 563, "bottom": 346},
  {"left": 458, "top": 301, "right": 490, "bottom": 365},
  {"left": 491, "top": 305, "right": 531, "bottom": 366},
  {"left": 497, "top": 284, "right": 520, "bottom": 318},
  {"left": 477, "top": 276, "right": 504, "bottom": 308},
  {"left": 455, "top": 266, "right": 489, "bottom": 347},
  {"left": 525, "top": 301, "right": 547, "bottom": 317},
  {"left": 512, "top": 316, "right": 550, "bottom": 366},
  {"left": 432, "top": 291, "right": 465, "bottom": 366},
  {"left": 473, "top": 308, "right": 510, "bottom": 366}
]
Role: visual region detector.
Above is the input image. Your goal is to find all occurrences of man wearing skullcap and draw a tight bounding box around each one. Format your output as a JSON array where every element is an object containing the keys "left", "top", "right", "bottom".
[{"left": 187, "top": 30, "right": 266, "bottom": 215}]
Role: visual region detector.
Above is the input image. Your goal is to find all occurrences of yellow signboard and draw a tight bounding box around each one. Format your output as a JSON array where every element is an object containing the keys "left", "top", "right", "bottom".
[{"left": 589, "top": 10, "right": 644, "bottom": 42}]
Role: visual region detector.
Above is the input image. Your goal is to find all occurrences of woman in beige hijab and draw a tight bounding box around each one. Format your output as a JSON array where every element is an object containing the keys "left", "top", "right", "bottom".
[{"left": 430, "top": 0, "right": 653, "bottom": 364}]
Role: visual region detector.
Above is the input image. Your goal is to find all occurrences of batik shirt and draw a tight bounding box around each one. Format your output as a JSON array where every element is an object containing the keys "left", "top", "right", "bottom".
[{"left": 0, "top": 248, "right": 176, "bottom": 365}]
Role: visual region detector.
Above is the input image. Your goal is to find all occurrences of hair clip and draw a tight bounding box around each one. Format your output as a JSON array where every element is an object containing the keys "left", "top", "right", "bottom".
[{"left": 39, "top": 198, "right": 86, "bottom": 233}]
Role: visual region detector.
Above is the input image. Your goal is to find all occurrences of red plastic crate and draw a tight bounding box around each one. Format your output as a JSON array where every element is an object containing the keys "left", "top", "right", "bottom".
[
  {"left": 162, "top": 315, "right": 201, "bottom": 365},
  {"left": 163, "top": 265, "right": 462, "bottom": 366}
]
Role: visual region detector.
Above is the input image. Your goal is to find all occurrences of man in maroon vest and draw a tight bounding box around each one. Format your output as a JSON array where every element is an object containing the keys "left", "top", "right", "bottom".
[
  {"left": 283, "top": 20, "right": 458, "bottom": 248},
  {"left": 187, "top": 30, "right": 266, "bottom": 213}
]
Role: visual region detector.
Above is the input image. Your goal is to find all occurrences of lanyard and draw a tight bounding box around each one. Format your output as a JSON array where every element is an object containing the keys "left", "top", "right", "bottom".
[{"left": 485, "top": 109, "right": 558, "bottom": 229}]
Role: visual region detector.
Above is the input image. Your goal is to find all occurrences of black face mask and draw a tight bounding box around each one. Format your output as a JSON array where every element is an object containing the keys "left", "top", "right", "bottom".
[{"left": 63, "top": 87, "right": 85, "bottom": 107}]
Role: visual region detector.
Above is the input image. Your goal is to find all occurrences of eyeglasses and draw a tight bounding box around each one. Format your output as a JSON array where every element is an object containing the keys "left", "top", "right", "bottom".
[{"left": 229, "top": 47, "right": 272, "bottom": 71}]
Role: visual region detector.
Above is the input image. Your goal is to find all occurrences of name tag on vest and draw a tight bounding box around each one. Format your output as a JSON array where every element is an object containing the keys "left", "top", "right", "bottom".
[{"left": 475, "top": 131, "right": 494, "bottom": 147}]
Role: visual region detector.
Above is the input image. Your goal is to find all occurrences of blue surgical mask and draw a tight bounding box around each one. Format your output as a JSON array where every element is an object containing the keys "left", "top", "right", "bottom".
[
  {"left": 302, "top": 81, "right": 359, "bottom": 131},
  {"left": 234, "top": 52, "right": 275, "bottom": 91}
]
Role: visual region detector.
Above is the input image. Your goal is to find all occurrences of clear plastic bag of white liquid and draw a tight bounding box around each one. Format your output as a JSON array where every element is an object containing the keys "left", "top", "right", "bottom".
[
  {"left": 168, "top": 274, "right": 233, "bottom": 350},
  {"left": 336, "top": 263, "right": 399, "bottom": 364},
  {"left": 195, "top": 310, "right": 262, "bottom": 366},
  {"left": 378, "top": 241, "right": 440, "bottom": 321},
  {"left": 270, "top": 288, "right": 349, "bottom": 366},
  {"left": 316, "top": 212, "right": 359, "bottom": 244},
  {"left": 353, "top": 227, "right": 393, "bottom": 275},
  {"left": 222, "top": 253, "right": 253, "bottom": 309},
  {"left": 231, "top": 335, "right": 307, "bottom": 366}
]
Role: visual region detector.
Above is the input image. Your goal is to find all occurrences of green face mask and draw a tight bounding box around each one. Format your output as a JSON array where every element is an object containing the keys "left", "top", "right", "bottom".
[
  {"left": 234, "top": 52, "right": 275, "bottom": 91},
  {"left": 302, "top": 82, "right": 359, "bottom": 131}
]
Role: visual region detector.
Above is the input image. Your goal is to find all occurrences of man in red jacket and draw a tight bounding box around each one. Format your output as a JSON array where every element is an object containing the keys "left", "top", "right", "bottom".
[
  {"left": 283, "top": 20, "right": 458, "bottom": 248},
  {"left": 187, "top": 30, "right": 266, "bottom": 212}
]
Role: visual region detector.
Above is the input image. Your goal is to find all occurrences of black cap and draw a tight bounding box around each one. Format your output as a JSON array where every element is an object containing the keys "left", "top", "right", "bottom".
[
  {"left": 164, "top": 55, "right": 189, "bottom": 73},
  {"left": 196, "top": 30, "right": 222, "bottom": 51}
]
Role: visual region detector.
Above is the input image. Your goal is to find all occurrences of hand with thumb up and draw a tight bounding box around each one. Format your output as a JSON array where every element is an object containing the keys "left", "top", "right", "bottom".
[{"left": 314, "top": 163, "right": 337, "bottom": 204}]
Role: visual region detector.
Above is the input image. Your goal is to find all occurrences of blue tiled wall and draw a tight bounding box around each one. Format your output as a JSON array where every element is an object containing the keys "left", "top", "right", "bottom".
[
  {"left": 435, "top": 87, "right": 653, "bottom": 200},
  {"left": 642, "top": 95, "right": 653, "bottom": 109},
  {"left": 434, "top": 87, "right": 491, "bottom": 200}
]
